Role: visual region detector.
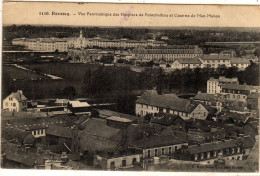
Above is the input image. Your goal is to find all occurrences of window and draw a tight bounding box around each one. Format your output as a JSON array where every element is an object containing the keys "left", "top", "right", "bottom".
[
  {"left": 162, "top": 148, "right": 165, "bottom": 155},
  {"left": 33, "top": 131, "right": 36, "bottom": 135},
  {"left": 132, "top": 158, "right": 137, "bottom": 164},
  {"left": 169, "top": 147, "right": 172, "bottom": 154},
  {"left": 41, "top": 129, "right": 44, "bottom": 134},
  {"left": 13, "top": 103, "right": 16, "bottom": 107},
  {"left": 175, "top": 146, "right": 178, "bottom": 151},
  {"left": 5, "top": 102, "right": 8, "bottom": 106},
  {"left": 155, "top": 149, "right": 158, "bottom": 156},
  {"left": 110, "top": 161, "right": 115, "bottom": 169},
  {"left": 122, "top": 160, "right": 126, "bottom": 166},
  {"left": 148, "top": 150, "right": 151, "bottom": 157}
]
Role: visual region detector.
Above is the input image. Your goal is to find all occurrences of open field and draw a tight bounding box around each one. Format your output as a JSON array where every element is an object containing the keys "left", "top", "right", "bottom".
[
  {"left": 3, "top": 65, "right": 48, "bottom": 80},
  {"left": 23, "top": 63, "right": 100, "bottom": 81}
]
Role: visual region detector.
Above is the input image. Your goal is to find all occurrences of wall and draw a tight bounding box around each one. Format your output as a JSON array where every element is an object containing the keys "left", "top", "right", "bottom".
[
  {"left": 106, "top": 154, "right": 142, "bottom": 170},
  {"left": 189, "top": 104, "right": 208, "bottom": 120},
  {"left": 3, "top": 98, "right": 27, "bottom": 112},
  {"left": 143, "top": 143, "right": 188, "bottom": 158}
]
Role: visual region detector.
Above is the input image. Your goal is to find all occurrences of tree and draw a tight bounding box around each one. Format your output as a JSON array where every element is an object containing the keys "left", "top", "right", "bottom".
[
  {"left": 144, "top": 113, "right": 153, "bottom": 123},
  {"left": 63, "top": 86, "right": 76, "bottom": 99}
]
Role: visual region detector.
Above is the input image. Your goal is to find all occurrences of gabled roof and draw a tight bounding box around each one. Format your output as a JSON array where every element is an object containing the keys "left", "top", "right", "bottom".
[
  {"left": 174, "top": 58, "right": 202, "bottom": 64},
  {"left": 222, "top": 84, "right": 256, "bottom": 91},
  {"left": 81, "top": 118, "right": 120, "bottom": 139},
  {"left": 248, "top": 92, "right": 260, "bottom": 99},
  {"left": 79, "top": 118, "right": 121, "bottom": 152},
  {"left": 79, "top": 134, "right": 119, "bottom": 152},
  {"left": 46, "top": 125, "right": 72, "bottom": 138},
  {"left": 97, "top": 109, "right": 138, "bottom": 121},
  {"left": 225, "top": 111, "right": 251, "bottom": 123},
  {"left": 136, "top": 92, "right": 198, "bottom": 113},
  {"left": 151, "top": 113, "right": 183, "bottom": 126},
  {"left": 199, "top": 54, "right": 231, "bottom": 60},
  {"left": 187, "top": 136, "right": 254, "bottom": 154},
  {"left": 68, "top": 101, "right": 90, "bottom": 108},
  {"left": 230, "top": 57, "right": 250, "bottom": 64},
  {"left": 5, "top": 91, "right": 27, "bottom": 101}
]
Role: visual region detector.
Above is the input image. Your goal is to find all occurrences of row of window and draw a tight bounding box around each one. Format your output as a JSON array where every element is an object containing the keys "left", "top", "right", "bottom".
[
  {"left": 5, "top": 102, "right": 16, "bottom": 107},
  {"left": 33, "top": 129, "right": 45, "bottom": 136},
  {"left": 147, "top": 146, "right": 179, "bottom": 157}
]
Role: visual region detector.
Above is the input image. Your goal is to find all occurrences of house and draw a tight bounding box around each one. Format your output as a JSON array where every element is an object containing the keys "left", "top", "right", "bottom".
[
  {"left": 221, "top": 84, "right": 258, "bottom": 103},
  {"left": 151, "top": 113, "right": 186, "bottom": 130},
  {"left": 187, "top": 128, "right": 225, "bottom": 144},
  {"left": 77, "top": 118, "right": 142, "bottom": 170},
  {"left": 67, "top": 100, "right": 91, "bottom": 114},
  {"left": 207, "top": 76, "right": 239, "bottom": 94},
  {"left": 174, "top": 136, "right": 254, "bottom": 163},
  {"left": 220, "top": 111, "right": 251, "bottom": 125},
  {"left": 193, "top": 92, "right": 216, "bottom": 105},
  {"left": 230, "top": 57, "right": 250, "bottom": 70},
  {"left": 54, "top": 99, "right": 69, "bottom": 106},
  {"left": 135, "top": 90, "right": 209, "bottom": 120},
  {"left": 45, "top": 125, "right": 73, "bottom": 153},
  {"left": 94, "top": 150, "right": 142, "bottom": 170},
  {"left": 170, "top": 58, "right": 203, "bottom": 70},
  {"left": 3, "top": 90, "right": 27, "bottom": 112},
  {"left": 131, "top": 135, "right": 188, "bottom": 158},
  {"left": 193, "top": 92, "right": 223, "bottom": 112},
  {"left": 198, "top": 53, "right": 231, "bottom": 69}
]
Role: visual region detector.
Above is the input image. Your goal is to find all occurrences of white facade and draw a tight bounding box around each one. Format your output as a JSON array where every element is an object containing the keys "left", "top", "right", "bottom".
[
  {"left": 143, "top": 143, "right": 188, "bottom": 158},
  {"left": 3, "top": 91, "right": 27, "bottom": 112},
  {"left": 135, "top": 103, "right": 208, "bottom": 120},
  {"left": 207, "top": 76, "right": 239, "bottom": 94},
  {"left": 32, "top": 128, "right": 46, "bottom": 138}
]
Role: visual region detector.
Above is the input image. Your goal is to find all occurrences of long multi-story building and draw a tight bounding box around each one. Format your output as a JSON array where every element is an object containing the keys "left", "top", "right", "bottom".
[
  {"left": 133, "top": 45, "right": 203, "bottom": 61},
  {"left": 197, "top": 53, "right": 251, "bottom": 70},
  {"left": 135, "top": 90, "right": 209, "bottom": 120},
  {"left": 12, "top": 30, "right": 168, "bottom": 52},
  {"left": 12, "top": 37, "right": 68, "bottom": 52},
  {"left": 220, "top": 84, "right": 259, "bottom": 103},
  {"left": 207, "top": 76, "right": 239, "bottom": 94}
]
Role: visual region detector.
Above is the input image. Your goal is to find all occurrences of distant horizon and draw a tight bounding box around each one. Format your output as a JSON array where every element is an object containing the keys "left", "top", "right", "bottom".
[{"left": 3, "top": 24, "right": 260, "bottom": 32}]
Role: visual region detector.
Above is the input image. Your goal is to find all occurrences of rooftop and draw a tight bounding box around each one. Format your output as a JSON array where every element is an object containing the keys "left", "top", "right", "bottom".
[
  {"left": 151, "top": 113, "right": 183, "bottom": 126},
  {"left": 136, "top": 91, "right": 198, "bottom": 113},
  {"left": 248, "top": 92, "right": 260, "bottom": 99},
  {"left": 97, "top": 109, "right": 138, "bottom": 122},
  {"left": 5, "top": 90, "right": 27, "bottom": 101},
  {"left": 106, "top": 116, "right": 132, "bottom": 123},
  {"left": 194, "top": 93, "right": 216, "bottom": 102},
  {"left": 222, "top": 84, "right": 257, "bottom": 91},
  {"left": 68, "top": 101, "right": 90, "bottom": 108},
  {"left": 175, "top": 58, "right": 202, "bottom": 64},
  {"left": 200, "top": 54, "right": 231, "bottom": 60},
  {"left": 187, "top": 136, "right": 254, "bottom": 154},
  {"left": 132, "top": 135, "right": 188, "bottom": 149},
  {"left": 81, "top": 118, "right": 120, "bottom": 139},
  {"left": 46, "top": 125, "right": 72, "bottom": 138},
  {"left": 230, "top": 57, "right": 250, "bottom": 64}
]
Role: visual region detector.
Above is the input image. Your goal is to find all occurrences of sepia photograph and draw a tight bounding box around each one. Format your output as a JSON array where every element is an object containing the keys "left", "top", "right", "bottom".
[{"left": 1, "top": 1, "right": 259, "bottom": 173}]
